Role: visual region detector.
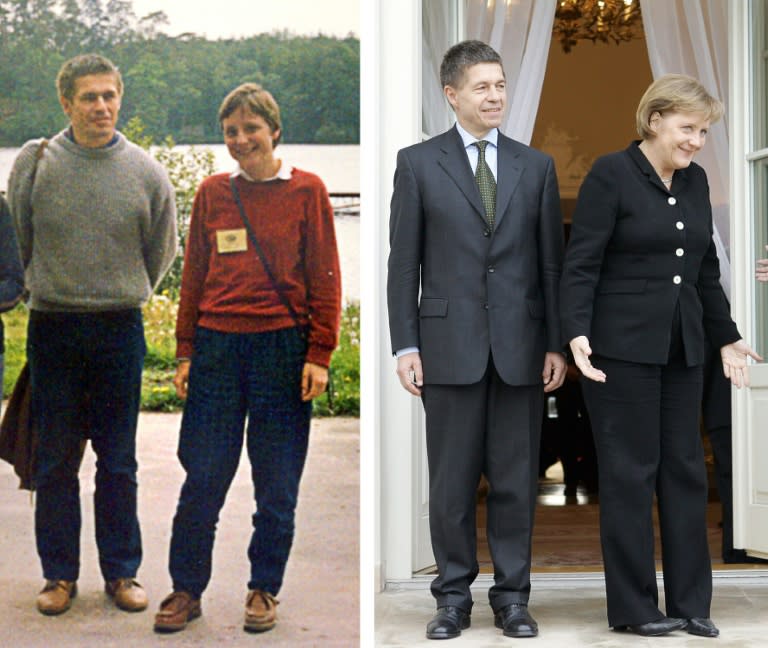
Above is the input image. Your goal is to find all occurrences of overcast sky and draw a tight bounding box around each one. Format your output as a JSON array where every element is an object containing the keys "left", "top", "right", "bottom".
[{"left": 130, "top": 0, "right": 359, "bottom": 39}]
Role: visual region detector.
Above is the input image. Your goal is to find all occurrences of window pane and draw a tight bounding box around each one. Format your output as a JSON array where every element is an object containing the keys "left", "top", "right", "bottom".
[
  {"left": 757, "top": 0, "right": 768, "bottom": 149},
  {"left": 755, "top": 161, "right": 768, "bottom": 358}
]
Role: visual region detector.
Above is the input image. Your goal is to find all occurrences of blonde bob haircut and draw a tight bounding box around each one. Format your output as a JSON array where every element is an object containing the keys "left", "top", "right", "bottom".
[
  {"left": 635, "top": 74, "right": 724, "bottom": 140},
  {"left": 218, "top": 82, "right": 282, "bottom": 148}
]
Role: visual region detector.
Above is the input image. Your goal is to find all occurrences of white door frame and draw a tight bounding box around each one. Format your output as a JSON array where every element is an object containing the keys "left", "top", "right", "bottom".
[
  {"left": 367, "top": 0, "right": 432, "bottom": 587},
  {"left": 731, "top": 0, "right": 768, "bottom": 559}
]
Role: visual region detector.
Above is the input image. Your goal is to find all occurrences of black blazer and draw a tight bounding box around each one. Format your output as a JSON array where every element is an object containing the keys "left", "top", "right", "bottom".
[
  {"left": 560, "top": 141, "right": 739, "bottom": 367},
  {"left": 387, "top": 126, "right": 564, "bottom": 386}
]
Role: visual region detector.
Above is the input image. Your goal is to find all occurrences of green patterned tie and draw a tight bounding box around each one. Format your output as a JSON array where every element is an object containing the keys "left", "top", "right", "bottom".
[{"left": 473, "top": 140, "right": 496, "bottom": 230}]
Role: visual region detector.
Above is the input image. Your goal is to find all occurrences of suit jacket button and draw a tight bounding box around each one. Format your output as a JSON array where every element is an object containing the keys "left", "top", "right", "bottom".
[
  {"left": 673, "top": 275, "right": 682, "bottom": 284},
  {"left": 483, "top": 303, "right": 489, "bottom": 310},
  {"left": 483, "top": 229, "right": 490, "bottom": 237},
  {"left": 488, "top": 266, "right": 495, "bottom": 273}
]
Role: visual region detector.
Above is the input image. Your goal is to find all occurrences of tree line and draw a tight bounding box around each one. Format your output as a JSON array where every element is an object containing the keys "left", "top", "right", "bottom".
[{"left": 0, "top": 0, "right": 359, "bottom": 146}]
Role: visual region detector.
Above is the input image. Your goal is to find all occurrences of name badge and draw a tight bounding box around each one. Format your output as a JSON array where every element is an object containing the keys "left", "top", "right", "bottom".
[{"left": 216, "top": 228, "right": 248, "bottom": 254}]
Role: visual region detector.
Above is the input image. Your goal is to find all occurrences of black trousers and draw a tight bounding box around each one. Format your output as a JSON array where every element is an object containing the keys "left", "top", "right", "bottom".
[
  {"left": 421, "top": 356, "right": 543, "bottom": 613},
  {"left": 581, "top": 355, "right": 711, "bottom": 627}
]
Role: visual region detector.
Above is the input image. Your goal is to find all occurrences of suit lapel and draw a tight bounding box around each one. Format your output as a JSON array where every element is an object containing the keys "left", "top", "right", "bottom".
[
  {"left": 495, "top": 134, "right": 523, "bottom": 230},
  {"left": 437, "top": 127, "right": 486, "bottom": 224}
]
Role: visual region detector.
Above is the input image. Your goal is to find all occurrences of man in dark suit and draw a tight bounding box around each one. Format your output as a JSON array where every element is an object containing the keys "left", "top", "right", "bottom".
[{"left": 387, "top": 40, "right": 565, "bottom": 640}]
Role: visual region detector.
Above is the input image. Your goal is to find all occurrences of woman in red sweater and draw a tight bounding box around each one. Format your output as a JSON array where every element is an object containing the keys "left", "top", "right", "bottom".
[{"left": 154, "top": 83, "right": 341, "bottom": 635}]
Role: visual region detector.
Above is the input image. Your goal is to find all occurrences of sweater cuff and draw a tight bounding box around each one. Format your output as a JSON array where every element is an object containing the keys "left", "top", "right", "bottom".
[
  {"left": 176, "top": 340, "right": 194, "bottom": 360},
  {"left": 306, "top": 344, "right": 335, "bottom": 368}
]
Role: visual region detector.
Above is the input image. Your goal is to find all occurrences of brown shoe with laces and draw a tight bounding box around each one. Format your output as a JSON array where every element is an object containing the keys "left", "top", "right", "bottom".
[
  {"left": 36, "top": 580, "right": 77, "bottom": 615},
  {"left": 244, "top": 589, "right": 278, "bottom": 633},
  {"left": 153, "top": 591, "right": 202, "bottom": 633},
  {"left": 105, "top": 577, "right": 148, "bottom": 611}
]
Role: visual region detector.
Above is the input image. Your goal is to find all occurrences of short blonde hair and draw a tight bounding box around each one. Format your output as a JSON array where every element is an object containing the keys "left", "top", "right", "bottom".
[
  {"left": 635, "top": 74, "right": 724, "bottom": 139},
  {"left": 218, "top": 83, "right": 282, "bottom": 148}
]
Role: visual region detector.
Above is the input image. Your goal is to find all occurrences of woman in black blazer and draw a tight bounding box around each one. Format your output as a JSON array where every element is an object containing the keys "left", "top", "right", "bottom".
[{"left": 560, "top": 75, "right": 761, "bottom": 639}]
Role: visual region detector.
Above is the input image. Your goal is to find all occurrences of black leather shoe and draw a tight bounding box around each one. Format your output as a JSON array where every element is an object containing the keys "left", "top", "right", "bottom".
[
  {"left": 613, "top": 617, "right": 687, "bottom": 636},
  {"left": 426, "top": 606, "right": 470, "bottom": 640},
  {"left": 686, "top": 617, "right": 719, "bottom": 637},
  {"left": 494, "top": 603, "right": 538, "bottom": 638}
]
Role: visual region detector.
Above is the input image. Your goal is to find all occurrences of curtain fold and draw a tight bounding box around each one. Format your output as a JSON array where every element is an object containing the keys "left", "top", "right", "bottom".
[
  {"left": 466, "top": 0, "right": 556, "bottom": 144},
  {"left": 641, "top": 0, "right": 731, "bottom": 297},
  {"left": 422, "top": 1, "right": 458, "bottom": 138},
  {"left": 422, "top": 0, "right": 556, "bottom": 144}
]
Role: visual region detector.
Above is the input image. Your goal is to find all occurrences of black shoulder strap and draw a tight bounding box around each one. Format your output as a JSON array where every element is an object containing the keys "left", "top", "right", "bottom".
[{"left": 228, "top": 176, "right": 304, "bottom": 330}]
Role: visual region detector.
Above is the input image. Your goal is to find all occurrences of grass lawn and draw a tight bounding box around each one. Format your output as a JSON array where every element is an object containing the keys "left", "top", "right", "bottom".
[{"left": 2, "top": 299, "right": 359, "bottom": 417}]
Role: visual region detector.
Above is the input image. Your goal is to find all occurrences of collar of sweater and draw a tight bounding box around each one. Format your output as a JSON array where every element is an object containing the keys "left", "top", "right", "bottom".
[{"left": 55, "top": 129, "right": 127, "bottom": 159}]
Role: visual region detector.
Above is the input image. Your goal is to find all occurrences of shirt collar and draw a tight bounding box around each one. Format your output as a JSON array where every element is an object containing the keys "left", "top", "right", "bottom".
[
  {"left": 65, "top": 126, "right": 120, "bottom": 148},
  {"left": 231, "top": 159, "right": 293, "bottom": 183},
  {"left": 455, "top": 122, "right": 499, "bottom": 149}
]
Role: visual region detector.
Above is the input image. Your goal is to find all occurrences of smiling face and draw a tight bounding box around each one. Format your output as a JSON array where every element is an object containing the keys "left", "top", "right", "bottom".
[
  {"left": 222, "top": 106, "right": 280, "bottom": 174},
  {"left": 60, "top": 73, "right": 121, "bottom": 148},
  {"left": 444, "top": 62, "right": 506, "bottom": 139},
  {"left": 643, "top": 110, "right": 710, "bottom": 177}
]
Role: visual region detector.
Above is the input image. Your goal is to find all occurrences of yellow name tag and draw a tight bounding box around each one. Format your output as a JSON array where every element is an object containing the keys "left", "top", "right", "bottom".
[{"left": 216, "top": 228, "right": 248, "bottom": 253}]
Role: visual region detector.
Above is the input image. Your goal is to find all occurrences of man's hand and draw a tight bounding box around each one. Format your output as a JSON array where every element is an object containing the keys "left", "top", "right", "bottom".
[
  {"left": 569, "top": 335, "right": 607, "bottom": 383},
  {"left": 542, "top": 352, "right": 567, "bottom": 392},
  {"left": 302, "top": 362, "right": 329, "bottom": 401},
  {"left": 173, "top": 360, "right": 191, "bottom": 400},
  {"left": 396, "top": 351, "right": 423, "bottom": 396},
  {"left": 721, "top": 339, "right": 763, "bottom": 388},
  {"left": 756, "top": 245, "right": 768, "bottom": 282}
]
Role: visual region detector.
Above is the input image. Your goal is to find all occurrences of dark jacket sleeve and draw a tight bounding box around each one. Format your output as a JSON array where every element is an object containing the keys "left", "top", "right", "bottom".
[
  {"left": 559, "top": 156, "right": 618, "bottom": 345},
  {"left": 0, "top": 195, "right": 24, "bottom": 313},
  {"left": 387, "top": 146, "right": 424, "bottom": 354}
]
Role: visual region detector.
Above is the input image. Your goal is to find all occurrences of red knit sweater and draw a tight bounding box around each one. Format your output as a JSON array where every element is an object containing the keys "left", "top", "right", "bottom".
[{"left": 175, "top": 170, "right": 341, "bottom": 367}]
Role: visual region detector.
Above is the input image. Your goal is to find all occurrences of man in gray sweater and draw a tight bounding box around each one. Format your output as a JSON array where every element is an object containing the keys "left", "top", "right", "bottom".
[{"left": 7, "top": 54, "right": 177, "bottom": 616}]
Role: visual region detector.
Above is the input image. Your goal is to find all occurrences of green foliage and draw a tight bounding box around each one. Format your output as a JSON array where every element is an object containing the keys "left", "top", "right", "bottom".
[
  {"left": 123, "top": 116, "right": 216, "bottom": 296},
  {"left": 0, "top": 1, "right": 359, "bottom": 145},
  {"left": 2, "top": 300, "right": 360, "bottom": 418},
  {"left": 1, "top": 306, "right": 26, "bottom": 398},
  {"left": 313, "top": 301, "right": 360, "bottom": 417}
]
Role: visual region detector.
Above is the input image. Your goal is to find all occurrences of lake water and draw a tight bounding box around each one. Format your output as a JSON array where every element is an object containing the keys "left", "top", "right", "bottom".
[{"left": 0, "top": 143, "right": 360, "bottom": 302}]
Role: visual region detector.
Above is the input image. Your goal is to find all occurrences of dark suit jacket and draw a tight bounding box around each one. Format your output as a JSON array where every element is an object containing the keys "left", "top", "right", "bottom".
[
  {"left": 560, "top": 141, "right": 739, "bottom": 366},
  {"left": 387, "top": 125, "right": 564, "bottom": 386}
]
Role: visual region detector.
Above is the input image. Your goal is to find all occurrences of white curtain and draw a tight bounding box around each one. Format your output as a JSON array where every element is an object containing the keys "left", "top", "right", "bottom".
[
  {"left": 422, "top": 0, "right": 556, "bottom": 144},
  {"left": 641, "top": 0, "right": 731, "bottom": 297},
  {"left": 422, "top": 1, "right": 458, "bottom": 137}
]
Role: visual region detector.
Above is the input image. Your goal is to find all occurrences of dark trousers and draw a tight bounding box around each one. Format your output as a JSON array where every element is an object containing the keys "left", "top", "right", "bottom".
[
  {"left": 580, "top": 355, "right": 711, "bottom": 627},
  {"left": 168, "top": 326, "right": 311, "bottom": 598},
  {"left": 422, "top": 356, "right": 543, "bottom": 613},
  {"left": 27, "top": 309, "right": 145, "bottom": 581}
]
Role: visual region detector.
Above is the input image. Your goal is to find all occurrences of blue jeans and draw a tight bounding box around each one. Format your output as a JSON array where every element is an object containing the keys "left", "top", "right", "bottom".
[
  {"left": 168, "top": 326, "right": 311, "bottom": 598},
  {"left": 27, "top": 310, "right": 145, "bottom": 582}
]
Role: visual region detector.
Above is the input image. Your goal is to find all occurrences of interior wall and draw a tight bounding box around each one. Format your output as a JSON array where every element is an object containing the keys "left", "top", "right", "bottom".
[{"left": 531, "top": 36, "right": 653, "bottom": 205}]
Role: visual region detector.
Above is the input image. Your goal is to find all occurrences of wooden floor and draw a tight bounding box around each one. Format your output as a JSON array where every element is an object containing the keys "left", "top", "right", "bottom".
[{"left": 475, "top": 463, "right": 727, "bottom": 574}]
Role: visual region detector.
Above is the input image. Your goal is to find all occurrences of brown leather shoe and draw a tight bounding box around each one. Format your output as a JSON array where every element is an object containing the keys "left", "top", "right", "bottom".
[
  {"left": 244, "top": 589, "right": 278, "bottom": 633},
  {"left": 153, "top": 591, "right": 202, "bottom": 633},
  {"left": 105, "top": 578, "right": 148, "bottom": 612},
  {"left": 36, "top": 580, "right": 77, "bottom": 615}
]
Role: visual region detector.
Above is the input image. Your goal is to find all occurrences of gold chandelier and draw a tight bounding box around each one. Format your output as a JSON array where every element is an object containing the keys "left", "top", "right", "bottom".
[{"left": 553, "top": 0, "right": 643, "bottom": 53}]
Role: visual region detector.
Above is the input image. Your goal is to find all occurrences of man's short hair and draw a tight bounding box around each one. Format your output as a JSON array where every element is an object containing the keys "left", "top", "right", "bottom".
[
  {"left": 218, "top": 83, "right": 282, "bottom": 148},
  {"left": 440, "top": 40, "right": 503, "bottom": 89},
  {"left": 56, "top": 54, "right": 123, "bottom": 101}
]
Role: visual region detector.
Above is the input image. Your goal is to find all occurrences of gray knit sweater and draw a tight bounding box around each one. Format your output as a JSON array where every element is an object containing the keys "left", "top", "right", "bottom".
[{"left": 8, "top": 130, "right": 177, "bottom": 312}]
